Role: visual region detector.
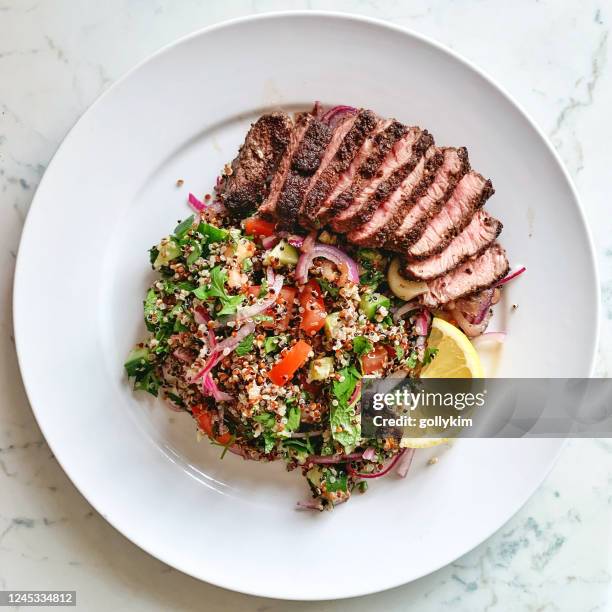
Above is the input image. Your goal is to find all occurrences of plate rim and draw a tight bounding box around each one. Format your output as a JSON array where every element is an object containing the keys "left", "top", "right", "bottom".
[{"left": 12, "top": 10, "right": 600, "bottom": 600}]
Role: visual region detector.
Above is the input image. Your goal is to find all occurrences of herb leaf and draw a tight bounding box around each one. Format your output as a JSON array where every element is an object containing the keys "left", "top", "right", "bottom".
[
  {"left": 235, "top": 333, "right": 254, "bottom": 356},
  {"left": 330, "top": 366, "right": 362, "bottom": 450},
  {"left": 423, "top": 347, "right": 438, "bottom": 366},
  {"left": 353, "top": 336, "right": 373, "bottom": 357}
]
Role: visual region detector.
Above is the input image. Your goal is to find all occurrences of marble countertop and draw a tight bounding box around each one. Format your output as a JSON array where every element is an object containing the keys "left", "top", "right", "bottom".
[{"left": 1, "top": 1, "right": 611, "bottom": 610}]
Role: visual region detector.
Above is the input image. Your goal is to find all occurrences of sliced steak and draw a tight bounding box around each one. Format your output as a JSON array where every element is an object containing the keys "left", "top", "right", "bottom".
[
  {"left": 347, "top": 140, "right": 443, "bottom": 247},
  {"left": 220, "top": 112, "right": 292, "bottom": 215},
  {"left": 258, "top": 113, "right": 312, "bottom": 218},
  {"left": 315, "top": 118, "right": 396, "bottom": 225},
  {"left": 300, "top": 110, "right": 378, "bottom": 227},
  {"left": 420, "top": 243, "right": 509, "bottom": 308},
  {"left": 329, "top": 123, "right": 420, "bottom": 233},
  {"left": 403, "top": 210, "right": 502, "bottom": 280},
  {"left": 407, "top": 170, "right": 494, "bottom": 260},
  {"left": 385, "top": 147, "right": 469, "bottom": 252},
  {"left": 275, "top": 119, "right": 333, "bottom": 227}
]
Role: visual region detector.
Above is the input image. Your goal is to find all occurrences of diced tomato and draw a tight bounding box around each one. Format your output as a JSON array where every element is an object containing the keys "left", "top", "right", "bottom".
[
  {"left": 361, "top": 345, "right": 388, "bottom": 375},
  {"left": 268, "top": 340, "right": 312, "bottom": 386},
  {"left": 191, "top": 405, "right": 232, "bottom": 445},
  {"left": 299, "top": 279, "right": 327, "bottom": 335},
  {"left": 244, "top": 217, "right": 276, "bottom": 238},
  {"left": 247, "top": 285, "right": 297, "bottom": 330}
]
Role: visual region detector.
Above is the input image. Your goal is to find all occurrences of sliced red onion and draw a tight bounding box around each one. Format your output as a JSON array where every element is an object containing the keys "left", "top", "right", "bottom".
[
  {"left": 349, "top": 381, "right": 362, "bottom": 406},
  {"left": 261, "top": 234, "right": 280, "bottom": 249},
  {"left": 362, "top": 447, "right": 376, "bottom": 461},
  {"left": 348, "top": 449, "right": 406, "bottom": 479},
  {"left": 321, "top": 105, "right": 358, "bottom": 128},
  {"left": 295, "top": 243, "right": 359, "bottom": 285},
  {"left": 188, "top": 192, "right": 205, "bottom": 212},
  {"left": 296, "top": 500, "right": 324, "bottom": 511},
  {"left": 415, "top": 309, "right": 431, "bottom": 336},
  {"left": 311, "top": 100, "right": 323, "bottom": 119},
  {"left": 451, "top": 307, "right": 491, "bottom": 338},
  {"left": 216, "top": 321, "right": 256, "bottom": 354},
  {"left": 301, "top": 230, "right": 317, "bottom": 254},
  {"left": 392, "top": 299, "right": 421, "bottom": 322},
  {"left": 202, "top": 374, "right": 234, "bottom": 402},
  {"left": 470, "top": 290, "right": 494, "bottom": 325},
  {"left": 266, "top": 266, "right": 276, "bottom": 285},
  {"left": 305, "top": 452, "right": 363, "bottom": 465},
  {"left": 227, "top": 273, "right": 283, "bottom": 322},
  {"left": 194, "top": 306, "right": 217, "bottom": 349},
  {"left": 192, "top": 321, "right": 256, "bottom": 381},
  {"left": 396, "top": 448, "right": 415, "bottom": 478},
  {"left": 172, "top": 348, "right": 192, "bottom": 363},
  {"left": 495, "top": 266, "right": 526, "bottom": 287},
  {"left": 287, "top": 234, "right": 305, "bottom": 248},
  {"left": 194, "top": 305, "right": 210, "bottom": 326},
  {"left": 473, "top": 332, "right": 507, "bottom": 344}
]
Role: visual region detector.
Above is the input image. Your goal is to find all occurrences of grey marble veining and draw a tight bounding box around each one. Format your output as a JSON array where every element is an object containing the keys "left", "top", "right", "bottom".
[{"left": 0, "top": 1, "right": 611, "bottom": 610}]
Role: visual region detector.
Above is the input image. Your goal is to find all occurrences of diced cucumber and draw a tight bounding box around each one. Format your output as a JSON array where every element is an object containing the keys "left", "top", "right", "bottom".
[
  {"left": 153, "top": 239, "right": 181, "bottom": 269},
  {"left": 124, "top": 346, "right": 150, "bottom": 377},
  {"left": 264, "top": 240, "right": 299, "bottom": 267},
  {"left": 359, "top": 292, "right": 391, "bottom": 320},
  {"left": 308, "top": 356, "right": 335, "bottom": 381},
  {"left": 324, "top": 312, "right": 342, "bottom": 339}
]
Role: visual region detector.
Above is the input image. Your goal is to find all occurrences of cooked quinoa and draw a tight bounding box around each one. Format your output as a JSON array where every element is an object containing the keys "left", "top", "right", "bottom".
[{"left": 125, "top": 196, "right": 435, "bottom": 510}]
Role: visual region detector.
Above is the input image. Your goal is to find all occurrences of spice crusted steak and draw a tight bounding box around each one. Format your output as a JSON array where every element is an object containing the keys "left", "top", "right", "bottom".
[
  {"left": 330, "top": 124, "right": 421, "bottom": 233},
  {"left": 407, "top": 170, "right": 494, "bottom": 260},
  {"left": 420, "top": 243, "right": 509, "bottom": 308},
  {"left": 385, "top": 147, "right": 469, "bottom": 252},
  {"left": 275, "top": 119, "right": 333, "bottom": 227},
  {"left": 220, "top": 112, "right": 292, "bottom": 214},
  {"left": 403, "top": 210, "right": 502, "bottom": 280},
  {"left": 258, "top": 113, "right": 313, "bottom": 218},
  {"left": 300, "top": 110, "right": 378, "bottom": 227},
  {"left": 347, "top": 142, "right": 443, "bottom": 247},
  {"left": 319, "top": 119, "right": 399, "bottom": 225}
]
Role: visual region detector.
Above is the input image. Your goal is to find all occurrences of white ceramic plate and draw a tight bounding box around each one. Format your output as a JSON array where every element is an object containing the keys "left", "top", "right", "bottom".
[{"left": 14, "top": 12, "right": 598, "bottom": 600}]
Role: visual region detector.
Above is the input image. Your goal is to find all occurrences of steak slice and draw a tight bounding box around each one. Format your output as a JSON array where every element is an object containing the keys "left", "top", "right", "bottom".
[
  {"left": 316, "top": 118, "right": 396, "bottom": 226},
  {"left": 300, "top": 110, "right": 378, "bottom": 227},
  {"left": 258, "top": 113, "right": 312, "bottom": 218},
  {"left": 275, "top": 119, "right": 333, "bottom": 227},
  {"left": 329, "top": 123, "right": 421, "bottom": 233},
  {"left": 407, "top": 170, "right": 494, "bottom": 260},
  {"left": 385, "top": 147, "right": 469, "bottom": 252},
  {"left": 403, "top": 210, "right": 503, "bottom": 280},
  {"left": 220, "top": 112, "right": 292, "bottom": 215},
  {"left": 347, "top": 140, "right": 443, "bottom": 247},
  {"left": 420, "top": 243, "right": 509, "bottom": 308}
]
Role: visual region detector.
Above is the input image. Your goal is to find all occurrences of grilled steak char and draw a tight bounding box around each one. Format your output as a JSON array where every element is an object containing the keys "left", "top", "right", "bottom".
[
  {"left": 329, "top": 122, "right": 416, "bottom": 233},
  {"left": 275, "top": 119, "right": 333, "bottom": 228},
  {"left": 385, "top": 147, "right": 470, "bottom": 252},
  {"left": 420, "top": 243, "right": 509, "bottom": 308},
  {"left": 403, "top": 210, "right": 502, "bottom": 281},
  {"left": 407, "top": 170, "right": 494, "bottom": 260},
  {"left": 258, "top": 113, "right": 313, "bottom": 218},
  {"left": 220, "top": 112, "right": 292, "bottom": 214},
  {"left": 221, "top": 105, "right": 510, "bottom": 311},
  {"left": 301, "top": 110, "right": 378, "bottom": 227},
  {"left": 347, "top": 137, "right": 441, "bottom": 247}
]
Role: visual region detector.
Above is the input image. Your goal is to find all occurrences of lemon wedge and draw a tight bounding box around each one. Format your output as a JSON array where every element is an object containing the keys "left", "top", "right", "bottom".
[{"left": 420, "top": 317, "right": 484, "bottom": 378}]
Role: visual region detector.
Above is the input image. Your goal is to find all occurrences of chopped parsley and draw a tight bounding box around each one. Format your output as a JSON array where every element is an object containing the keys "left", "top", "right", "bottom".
[
  {"left": 352, "top": 336, "right": 373, "bottom": 357},
  {"left": 235, "top": 333, "right": 254, "bottom": 356}
]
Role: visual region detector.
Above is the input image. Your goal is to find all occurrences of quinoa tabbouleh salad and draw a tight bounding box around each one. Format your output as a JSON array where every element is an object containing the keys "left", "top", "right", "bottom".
[{"left": 125, "top": 105, "right": 524, "bottom": 510}]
